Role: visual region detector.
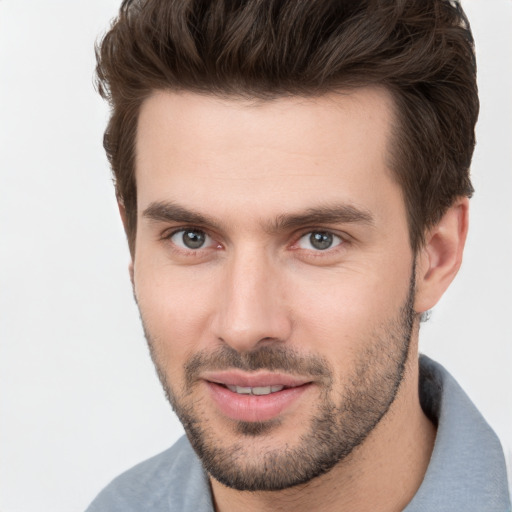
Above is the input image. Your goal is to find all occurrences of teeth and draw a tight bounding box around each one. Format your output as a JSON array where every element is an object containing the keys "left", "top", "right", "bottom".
[
  {"left": 226, "top": 385, "right": 285, "bottom": 395},
  {"left": 230, "top": 386, "right": 252, "bottom": 394},
  {"left": 253, "top": 385, "right": 285, "bottom": 395}
]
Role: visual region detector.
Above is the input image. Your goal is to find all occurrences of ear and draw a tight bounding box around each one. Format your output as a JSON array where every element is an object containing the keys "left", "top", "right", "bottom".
[
  {"left": 414, "top": 198, "right": 469, "bottom": 313},
  {"left": 118, "top": 199, "right": 128, "bottom": 230},
  {"left": 118, "top": 200, "right": 135, "bottom": 285}
]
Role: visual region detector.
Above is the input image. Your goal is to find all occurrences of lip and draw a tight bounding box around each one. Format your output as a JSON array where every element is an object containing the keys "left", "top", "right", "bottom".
[
  {"left": 203, "top": 371, "right": 313, "bottom": 423},
  {"left": 203, "top": 370, "right": 311, "bottom": 388}
]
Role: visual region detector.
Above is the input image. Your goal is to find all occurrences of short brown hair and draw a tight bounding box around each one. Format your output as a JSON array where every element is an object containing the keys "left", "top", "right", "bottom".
[{"left": 96, "top": 0, "right": 478, "bottom": 254}]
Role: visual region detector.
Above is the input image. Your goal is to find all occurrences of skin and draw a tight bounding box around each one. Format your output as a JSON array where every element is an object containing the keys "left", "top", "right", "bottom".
[{"left": 128, "top": 88, "right": 468, "bottom": 512}]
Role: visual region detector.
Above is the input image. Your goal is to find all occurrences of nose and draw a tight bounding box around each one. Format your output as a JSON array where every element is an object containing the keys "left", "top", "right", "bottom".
[{"left": 211, "top": 247, "right": 292, "bottom": 353}]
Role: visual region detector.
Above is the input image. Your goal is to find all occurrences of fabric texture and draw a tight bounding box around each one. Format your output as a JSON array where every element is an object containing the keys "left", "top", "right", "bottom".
[{"left": 86, "top": 356, "right": 511, "bottom": 511}]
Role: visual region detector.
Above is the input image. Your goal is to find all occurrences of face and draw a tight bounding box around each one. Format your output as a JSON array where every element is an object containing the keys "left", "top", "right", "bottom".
[{"left": 133, "top": 88, "right": 417, "bottom": 491}]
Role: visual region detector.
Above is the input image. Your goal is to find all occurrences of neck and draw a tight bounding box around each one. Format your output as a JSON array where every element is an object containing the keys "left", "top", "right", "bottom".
[{"left": 210, "top": 344, "right": 436, "bottom": 512}]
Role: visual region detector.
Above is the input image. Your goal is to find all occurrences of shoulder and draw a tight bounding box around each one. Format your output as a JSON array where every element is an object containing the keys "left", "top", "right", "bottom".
[
  {"left": 85, "top": 436, "right": 213, "bottom": 512},
  {"left": 405, "top": 356, "right": 511, "bottom": 511}
]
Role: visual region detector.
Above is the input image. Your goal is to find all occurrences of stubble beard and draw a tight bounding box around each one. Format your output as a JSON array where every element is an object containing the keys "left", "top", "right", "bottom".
[{"left": 141, "top": 270, "right": 417, "bottom": 492}]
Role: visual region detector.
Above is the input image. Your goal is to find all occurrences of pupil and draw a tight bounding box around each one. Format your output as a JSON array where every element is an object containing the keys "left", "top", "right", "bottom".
[
  {"left": 310, "top": 232, "right": 333, "bottom": 250},
  {"left": 183, "top": 230, "right": 205, "bottom": 249}
]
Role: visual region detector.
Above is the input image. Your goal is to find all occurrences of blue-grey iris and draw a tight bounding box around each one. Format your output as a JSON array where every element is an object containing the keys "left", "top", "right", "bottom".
[
  {"left": 310, "top": 232, "right": 334, "bottom": 250},
  {"left": 182, "top": 230, "right": 206, "bottom": 249}
]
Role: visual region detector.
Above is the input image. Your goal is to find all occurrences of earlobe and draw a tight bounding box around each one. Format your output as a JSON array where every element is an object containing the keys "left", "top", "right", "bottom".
[
  {"left": 128, "top": 261, "right": 134, "bottom": 285},
  {"left": 118, "top": 200, "right": 128, "bottom": 230},
  {"left": 118, "top": 200, "right": 135, "bottom": 284},
  {"left": 414, "top": 198, "right": 469, "bottom": 313}
]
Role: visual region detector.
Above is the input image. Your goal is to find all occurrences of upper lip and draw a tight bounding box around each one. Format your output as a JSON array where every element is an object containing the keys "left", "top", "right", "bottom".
[{"left": 202, "top": 371, "right": 312, "bottom": 388}]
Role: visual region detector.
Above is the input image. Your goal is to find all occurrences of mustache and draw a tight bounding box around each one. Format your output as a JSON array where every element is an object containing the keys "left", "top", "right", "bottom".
[{"left": 184, "top": 344, "right": 332, "bottom": 387}]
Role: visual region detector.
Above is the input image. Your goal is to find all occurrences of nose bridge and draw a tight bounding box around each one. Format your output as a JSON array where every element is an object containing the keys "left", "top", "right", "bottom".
[{"left": 214, "top": 244, "right": 290, "bottom": 351}]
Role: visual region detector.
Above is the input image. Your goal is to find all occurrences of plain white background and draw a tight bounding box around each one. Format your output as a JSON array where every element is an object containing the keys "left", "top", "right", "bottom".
[{"left": 0, "top": 1, "right": 510, "bottom": 510}]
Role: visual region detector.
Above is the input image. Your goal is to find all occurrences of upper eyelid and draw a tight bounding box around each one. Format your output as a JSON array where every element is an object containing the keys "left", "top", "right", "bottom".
[
  {"left": 162, "top": 225, "right": 212, "bottom": 239},
  {"left": 298, "top": 230, "right": 343, "bottom": 238},
  {"left": 294, "top": 230, "right": 344, "bottom": 248},
  {"left": 292, "top": 227, "right": 349, "bottom": 243},
  {"left": 160, "top": 226, "right": 350, "bottom": 248},
  {"left": 166, "top": 228, "right": 219, "bottom": 253}
]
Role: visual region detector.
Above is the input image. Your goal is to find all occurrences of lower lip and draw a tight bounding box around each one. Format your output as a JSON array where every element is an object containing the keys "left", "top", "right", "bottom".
[{"left": 205, "top": 381, "right": 311, "bottom": 422}]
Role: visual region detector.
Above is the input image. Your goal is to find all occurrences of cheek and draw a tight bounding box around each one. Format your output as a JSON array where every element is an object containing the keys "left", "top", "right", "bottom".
[
  {"left": 288, "top": 263, "right": 411, "bottom": 355},
  {"left": 133, "top": 262, "right": 217, "bottom": 365}
]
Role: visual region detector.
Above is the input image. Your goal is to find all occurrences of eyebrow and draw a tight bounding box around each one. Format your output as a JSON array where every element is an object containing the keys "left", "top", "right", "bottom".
[
  {"left": 268, "top": 204, "right": 374, "bottom": 233},
  {"left": 142, "top": 201, "right": 221, "bottom": 229},
  {"left": 142, "top": 201, "right": 374, "bottom": 232}
]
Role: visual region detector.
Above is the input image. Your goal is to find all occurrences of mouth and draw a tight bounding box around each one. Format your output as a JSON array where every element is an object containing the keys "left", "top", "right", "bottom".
[
  {"left": 224, "top": 384, "right": 287, "bottom": 395},
  {"left": 202, "top": 372, "right": 313, "bottom": 423}
]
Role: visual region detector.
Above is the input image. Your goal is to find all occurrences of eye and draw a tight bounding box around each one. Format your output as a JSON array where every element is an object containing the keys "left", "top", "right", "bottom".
[
  {"left": 170, "top": 229, "right": 213, "bottom": 250},
  {"left": 297, "top": 231, "right": 343, "bottom": 251}
]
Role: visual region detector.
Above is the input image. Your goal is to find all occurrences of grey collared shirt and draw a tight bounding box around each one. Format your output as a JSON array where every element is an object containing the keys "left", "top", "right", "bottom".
[{"left": 86, "top": 356, "right": 511, "bottom": 511}]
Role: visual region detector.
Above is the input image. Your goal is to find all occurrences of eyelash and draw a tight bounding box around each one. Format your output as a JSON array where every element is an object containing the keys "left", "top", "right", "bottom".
[
  {"left": 163, "top": 227, "right": 220, "bottom": 254},
  {"left": 293, "top": 231, "right": 344, "bottom": 252},
  {"left": 162, "top": 227, "right": 348, "bottom": 257}
]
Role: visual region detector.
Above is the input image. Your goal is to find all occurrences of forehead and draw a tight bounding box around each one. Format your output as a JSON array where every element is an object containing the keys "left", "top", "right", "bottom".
[{"left": 135, "top": 88, "right": 403, "bottom": 226}]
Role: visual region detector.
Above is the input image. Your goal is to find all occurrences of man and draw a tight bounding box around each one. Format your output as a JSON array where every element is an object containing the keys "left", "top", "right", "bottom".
[{"left": 86, "top": 1, "right": 510, "bottom": 510}]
